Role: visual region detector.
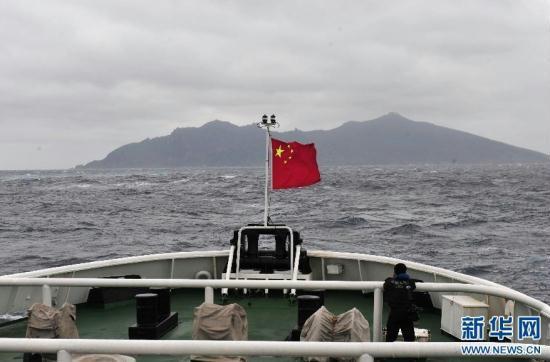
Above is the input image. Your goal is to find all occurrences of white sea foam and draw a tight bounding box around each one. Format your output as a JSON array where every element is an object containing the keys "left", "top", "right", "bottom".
[
  {"left": 0, "top": 313, "right": 25, "bottom": 321},
  {"left": 172, "top": 178, "right": 189, "bottom": 184}
]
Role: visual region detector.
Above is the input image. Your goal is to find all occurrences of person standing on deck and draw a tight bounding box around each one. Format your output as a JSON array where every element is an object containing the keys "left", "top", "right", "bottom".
[{"left": 384, "top": 263, "right": 417, "bottom": 342}]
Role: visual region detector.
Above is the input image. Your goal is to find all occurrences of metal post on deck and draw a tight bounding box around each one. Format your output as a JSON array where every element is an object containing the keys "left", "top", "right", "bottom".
[
  {"left": 42, "top": 285, "right": 52, "bottom": 307},
  {"left": 222, "top": 245, "right": 235, "bottom": 296},
  {"left": 290, "top": 244, "right": 301, "bottom": 296},
  {"left": 372, "top": 287, "right": 383, "bottom": 342},
  {"left": 57, "top": 349, "right": 72, "bottom": 362},
  {"left": 358, "top": 353, "right": 374, "bottom": 362},
  {"left": 205, "top": 287, "right": 214, "bottom": 303}
]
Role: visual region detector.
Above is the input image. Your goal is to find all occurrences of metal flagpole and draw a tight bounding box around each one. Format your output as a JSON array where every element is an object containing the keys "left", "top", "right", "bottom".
[
  {"left": 264, "top": 126, "right": 270, "bottom": 226},
  {"left": 258, "top": 114, "right": 278, "bottom": 226}
]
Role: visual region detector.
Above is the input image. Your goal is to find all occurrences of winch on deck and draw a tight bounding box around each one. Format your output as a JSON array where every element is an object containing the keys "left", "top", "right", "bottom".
[{"left": 222, "top": 224, "right": 312, "bottom": 297}]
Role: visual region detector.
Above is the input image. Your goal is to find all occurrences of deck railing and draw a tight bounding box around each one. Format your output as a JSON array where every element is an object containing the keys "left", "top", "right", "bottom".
[
  {"left": 1, "top": 278, "right": 550, "bottom": 360},
  {"left": 1, "top": 278, "right": 550, "bottom": 342},
  {"left": 0, "top": 339, "right": 549, "bottom": 361}
]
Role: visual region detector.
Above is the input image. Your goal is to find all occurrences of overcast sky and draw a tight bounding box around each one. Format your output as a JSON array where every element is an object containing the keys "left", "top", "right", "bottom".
[{"left": 0, "top": 1, "right": 549, "bottom": 169}]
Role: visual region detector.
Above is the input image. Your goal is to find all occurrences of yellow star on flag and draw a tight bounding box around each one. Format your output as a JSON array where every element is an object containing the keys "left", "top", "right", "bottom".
[{"left": 275, "top": 145, "right": 285, "bottom": 158}]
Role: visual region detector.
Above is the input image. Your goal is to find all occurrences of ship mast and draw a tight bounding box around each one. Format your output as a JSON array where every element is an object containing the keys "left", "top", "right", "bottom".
[{"left": 257, "top": 114, "right": 278, "bottom": 226}]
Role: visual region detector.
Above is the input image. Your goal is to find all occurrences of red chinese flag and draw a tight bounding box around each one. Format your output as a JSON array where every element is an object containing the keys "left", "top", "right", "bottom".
[{"left": 271, "top": 138, "right": 321, "bottom": 189}]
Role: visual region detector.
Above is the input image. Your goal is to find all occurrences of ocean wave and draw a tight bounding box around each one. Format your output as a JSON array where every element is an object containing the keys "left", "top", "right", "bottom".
[
  {"left": 386, "top": 223, "right": 423, "bottom": 235},
  {"left": 462, "top": 237, "right": 491, "bottom": 246},
  {"left": 111, "top": 181, "right": 154, "bottom": 188},
  {"left": 74, "top": 178, "right": 102, "bottom": 184},
  {"left": 42, "top": 257, "right": 93, "bottom": 268},
  {"left": 107, "top": 206, "right": 135, "bottom": 215},
  {"left": 15, "top": 254, "right": 45, "bottom": 261},
  {"left": 524, "top": 255, "right": 548, "bottom": 265},
  {"left": 171, "top": 178, "right": 189, "bottom": 184},
  {"left": 334, "top": 216, "right": 368, "bottom": 226},
  {"left": 358, "top": 182, "right": 385, "bottom": 191},
  {"left": 458, "top": 264, "right": 496, "bottom": 276},
  {"left": 20, "top": 226, "right": 99, "bottom": 233},
  {"left": 432, "top": 217, "right": 487, "bottom": 229}
]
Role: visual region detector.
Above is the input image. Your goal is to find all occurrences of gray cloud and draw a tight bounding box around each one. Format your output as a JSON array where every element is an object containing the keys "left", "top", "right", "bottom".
[{"left": 0, "top": 0, "right": 549, "bottom": 169}]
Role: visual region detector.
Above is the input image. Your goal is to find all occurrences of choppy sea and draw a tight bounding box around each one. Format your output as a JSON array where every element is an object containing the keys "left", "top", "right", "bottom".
[{"left": 0, "top": 164, "right": 549, "bottom": 303}]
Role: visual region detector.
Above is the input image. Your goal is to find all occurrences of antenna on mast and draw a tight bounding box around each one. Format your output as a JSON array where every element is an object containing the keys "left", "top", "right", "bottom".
[{"left": 257, "top": 114, "right": 279, "bottom": 226}]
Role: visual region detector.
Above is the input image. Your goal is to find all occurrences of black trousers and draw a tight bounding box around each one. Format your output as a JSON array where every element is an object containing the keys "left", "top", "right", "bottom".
[{"left": 386, "top": 313, "right": 416, "bottom": 342}]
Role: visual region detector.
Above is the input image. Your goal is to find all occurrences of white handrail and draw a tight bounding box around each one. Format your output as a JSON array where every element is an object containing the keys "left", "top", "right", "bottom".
[
  {"left": 0, "top": 277, "right": 381, "bottom": 289},
  {"left": 0, "top": 339, "right": 547, "bottom": 359},
  {"left": 1, "top": 278, "right": 550, "bottom": 317}
]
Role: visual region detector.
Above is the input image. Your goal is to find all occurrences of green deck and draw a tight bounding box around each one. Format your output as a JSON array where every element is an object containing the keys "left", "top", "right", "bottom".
[{"left": 0, "top": 290, "right": 519, "bottom": 362}]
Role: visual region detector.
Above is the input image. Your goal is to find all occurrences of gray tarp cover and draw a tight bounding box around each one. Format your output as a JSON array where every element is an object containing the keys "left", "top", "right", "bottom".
[
  {"left": 300, "top": 306, "right": 370, "bottom": 362},
  {"left": 192, "top": 303, "right": 248, "bottom": 362},
  {"left": 27, "top": 304, "right": 135, "bottom": 362},
  {"left": 26, "top": 303, "right": 79, "bottom": 339}
]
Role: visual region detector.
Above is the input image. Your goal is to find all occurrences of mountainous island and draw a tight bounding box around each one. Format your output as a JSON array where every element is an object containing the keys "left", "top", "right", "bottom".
[{"left": 78, "top": 113, "right": 547, "bottom": 168}]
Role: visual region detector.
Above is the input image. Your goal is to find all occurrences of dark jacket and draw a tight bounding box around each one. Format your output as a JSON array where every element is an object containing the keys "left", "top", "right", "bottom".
[{"left": 383, "top": 273, "right": 416, "bottom": 317}]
